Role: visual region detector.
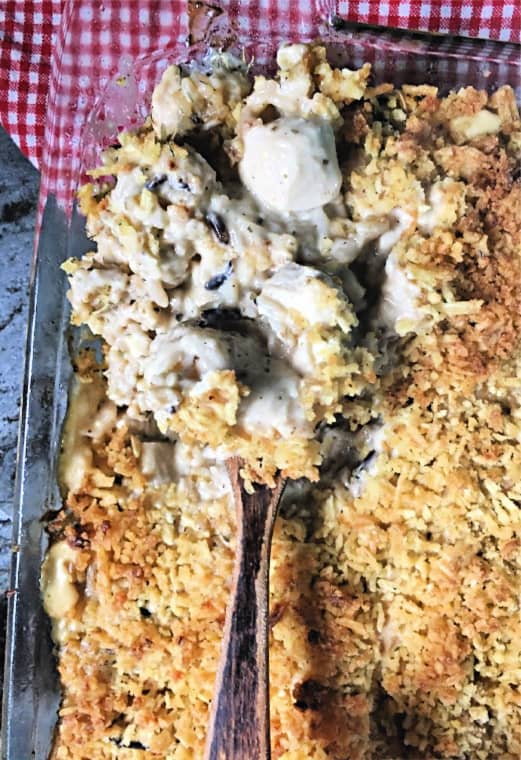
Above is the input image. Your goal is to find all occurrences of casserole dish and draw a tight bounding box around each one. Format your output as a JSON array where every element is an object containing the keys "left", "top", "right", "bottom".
[{"left": 2, "top": 1, "right": 520, "bottom": 757}]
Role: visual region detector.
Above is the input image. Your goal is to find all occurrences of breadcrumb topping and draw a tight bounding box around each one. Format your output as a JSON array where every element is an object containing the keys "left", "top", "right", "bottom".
[{"left": 44, "top": 44, "right": 521, "bottom": 759}]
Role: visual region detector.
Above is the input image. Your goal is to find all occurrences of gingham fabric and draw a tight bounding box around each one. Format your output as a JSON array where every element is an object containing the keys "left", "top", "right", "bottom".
[
  {"left": 1, "top": 0, "right": 520, "bottom": 214},
  {"left": 334, "top": 1, "right": 521, "bottom": 42},
  {"left": 0, "top": 1, "right": 61, "bottom": 162}
]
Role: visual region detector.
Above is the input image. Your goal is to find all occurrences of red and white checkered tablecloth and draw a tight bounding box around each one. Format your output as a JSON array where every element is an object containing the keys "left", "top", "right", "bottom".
[
  {"left": 335, "top": 1, "right": 521, "bottom": 42},
  {"left": 0, "top": 0, "right": 520, "bottom": 212}
]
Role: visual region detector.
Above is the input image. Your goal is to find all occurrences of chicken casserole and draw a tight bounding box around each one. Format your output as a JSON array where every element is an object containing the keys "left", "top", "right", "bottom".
[{"left": 41, "top": 43, "right": 521, "bottom": 759}]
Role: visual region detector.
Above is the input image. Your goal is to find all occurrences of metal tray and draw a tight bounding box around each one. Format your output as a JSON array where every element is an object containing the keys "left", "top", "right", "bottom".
[{"left": 2, "top": 1, "right": 520, "bottom": 757}]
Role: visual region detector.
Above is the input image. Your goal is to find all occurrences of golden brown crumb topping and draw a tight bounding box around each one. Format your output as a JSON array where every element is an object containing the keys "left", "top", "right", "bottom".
[{"left": 45, "top": 44, "right": 521, "bottom": 760}]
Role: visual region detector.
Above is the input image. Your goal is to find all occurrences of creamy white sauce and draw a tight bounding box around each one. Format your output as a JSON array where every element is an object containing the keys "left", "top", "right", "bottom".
[
  {"left": 330, "top": 217, "right": 390, "bottom": 264},
  {"left": 140, "top": 441, "right": 178, "bottom": 485},
  {"left": 240, "top": 117, "right": 342, "bottom": 212},
  {"left": 60, "top": 379, "right": 107, "bottom": 493},
  {"left": 377, "top": 251, "right": 422, "bottom": 333},
  {"left": 418, "top": 179, "right": 465, "bottom": 234},
  {"left": 88, "top": 400, "right": 118, "bottom": 441},
  {"left": 378, "top": 209, "right": 413, "bottom": 255},
  {"left": 240, "top": 358, "right": 309, "bottom": 437},
  {"left": 41, "top": 541, "right": 80, "bottom": 620}
]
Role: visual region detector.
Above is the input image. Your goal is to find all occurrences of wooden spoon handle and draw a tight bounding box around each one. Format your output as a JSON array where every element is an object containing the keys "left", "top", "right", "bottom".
[{"left": 204, "top": 460, "right": 285, "bottom": 760}]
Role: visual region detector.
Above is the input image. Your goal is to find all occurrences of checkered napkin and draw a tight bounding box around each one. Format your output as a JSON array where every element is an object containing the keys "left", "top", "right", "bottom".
[{"left": 0, "top": 0, "right": 519, "bottom": 212}]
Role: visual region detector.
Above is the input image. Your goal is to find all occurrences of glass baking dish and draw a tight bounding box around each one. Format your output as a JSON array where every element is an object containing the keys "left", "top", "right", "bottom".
[{"left": 2, "top": 1, "right": 520, "bottom": 757}]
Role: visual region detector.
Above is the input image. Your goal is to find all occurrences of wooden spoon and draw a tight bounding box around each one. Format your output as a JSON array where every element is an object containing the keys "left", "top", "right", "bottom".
[{"left": 204, "top": 458, "right": 286, "bottom": 760}]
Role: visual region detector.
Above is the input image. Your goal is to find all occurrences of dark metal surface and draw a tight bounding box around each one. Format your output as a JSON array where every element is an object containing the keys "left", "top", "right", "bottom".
[{"left": 1, "top": 198, "right": 89, "bottom": 760}]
